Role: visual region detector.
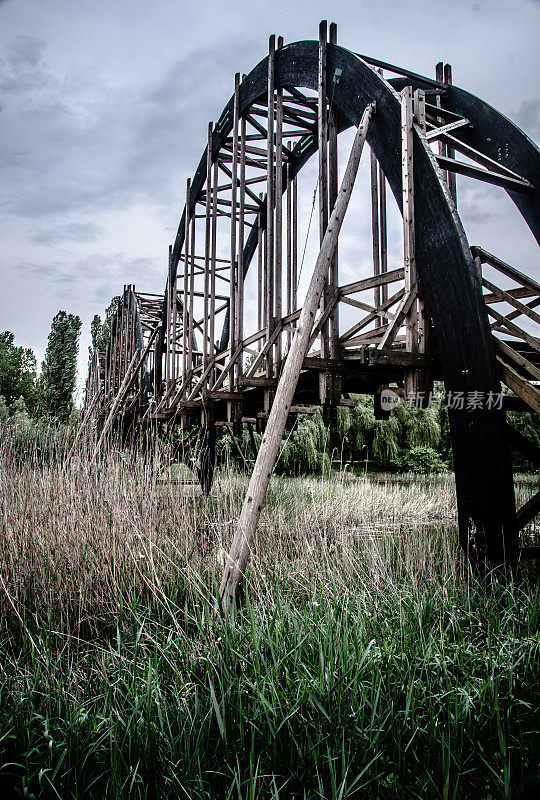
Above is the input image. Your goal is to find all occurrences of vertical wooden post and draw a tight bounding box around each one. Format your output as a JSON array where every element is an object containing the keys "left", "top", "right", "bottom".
[
  {"left": 401, "top": 86, "right": 419, "bottom": 398},
  {"left": 257, "top": 196, "right": 263, "bottom": 345},
  {"left": 413, "top": 89, "right": 429, "bottom": 361},
  {"left": 266, "top": 36, "right": 275, "bottom": 380},
  {"left": 318, "top": 20, "right": 329, "bottom": 369},
  {"left": 230, "top": 73, "right": 240, "bottom": 389},
  {"left": 219, "top": 107, "right": 373, "bottom": 605},
  {"left": 182, "top": 179, "right": 191, "bottom": 393},
  {"left": 165, "top": 266, "right": 171, "bottom": 387},
  {"left": 402, "top": 87, "right": 417, "bottom": 344},
  {"left": 292, "top": 173, "right": 298, "bottom": 314},
  {"left": 328, "top": 21, "right": 339, "bottom": 363},
  {"left": 286, "top": 158, "right": 292, "bottom": 329},
  {"left": 379, "top": 161, "right": 388, "bottom": 308},
  {"left": 210, "top": 152, "right": 218, "bottom": 388},
  {"left": 204, "top": 123, "right": 212, "bottom": 372},
  {"left": 435, "top": 62, "right": 448, "bottom": 187},
  {"left": 236, "top": 90, "right": 246, "bottom": 388},
  {"left": 370, "top": 148, "right": 381, "bottom": 324},
  {"left": 188, "top": 199, "right": 196, "bottom": 385},
  {"left": 443, "top": 63, "right": 457, "bottom": 205},
  {"left": 275, "top": 42, "right": 284, "bottom": 370},
  {"left": 172, "top": 249, "right": 178, "bottom": 383}
]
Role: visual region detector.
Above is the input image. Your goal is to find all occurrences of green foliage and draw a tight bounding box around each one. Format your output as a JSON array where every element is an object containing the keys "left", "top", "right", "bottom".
[
  {"left": 0, "top": 560, "right": 538, "bottom": 799},
  {"left": 276, "top": 410, "right": 330, "bottom": 475},
  {"left": 394, "top": 445, "right": 448, "bottom": 474},
  {"left": 90, "top": 296, "right": 120, "bottom": 355},
  {"left": 372, "top": 415, "right": 400, "bottom": 466},
  {"left": 218, "top": 394, "right": 451, "bottom": 476},
  {"left": 40, "top": 311, "right": 82, "bottom": 422},
  {"left": 217, "top": 412, "right": 331, "bottom": 475},
  {"left": 0, "top": 331, "right": 38, "bottom": 413}
]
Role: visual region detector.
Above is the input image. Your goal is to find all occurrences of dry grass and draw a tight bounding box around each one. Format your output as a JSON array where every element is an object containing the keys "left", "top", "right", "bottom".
[{"left": 0, "top": 432, "right": 463, "bottom": 635}]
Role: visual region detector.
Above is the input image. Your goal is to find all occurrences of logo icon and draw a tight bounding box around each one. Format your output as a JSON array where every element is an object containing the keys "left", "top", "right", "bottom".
[{"left": 380, "top": 388, "right": 400, "bottom": 411}]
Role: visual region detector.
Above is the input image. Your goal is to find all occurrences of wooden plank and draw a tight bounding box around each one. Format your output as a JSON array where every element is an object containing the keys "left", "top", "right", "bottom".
[
  {"left": 497, "top": 357, "right": 540, "bottom": 413},
  {"left": 257, "top": 198, "right": 263, "bottom": 347},
  {"left": 482, "top": 277, "right": 540, "bottom": 326},
  {"left": 286, "top": 160, "right": 292, "bottom": 326},
  {"left": 487, "top": 307, "right": 540, "bottom": 353},
  {"left": 496, "top": 338, "right": 540, "bottom": 382},
  {"left": 344, "top": 348, "right": 432, "bottom": 368},
  {"left": 413, "top": 89, "right": 429, "bottom": 358},
  {"left": 473, "top": 247, "right": 540, "bottom": 295},
  {"left": 188, "top": 188, "right": 196, "bottom": 391},
  {"left": 339, "top": 267, "right": 405, "bottom": 297},
  {"left": 378, "top": 287, "right": 417, "bottom": 350},
  {"left": 435, "top": 155, "right": 534, "bottom": 194},
  {"left": 483, "top": 286, "right": 535, "bottom": 304},
  {"left": 378, "top": 158, "right": 388, "bottom": 307},
  {"left": 219, "top": 106, "right": 373, "bottom": 606},
  {"left": 239, "top": 376, "right": 278, "bottom": 388},
  {"left": 340, "top": 288, "right": 405, "bottom": 342}
]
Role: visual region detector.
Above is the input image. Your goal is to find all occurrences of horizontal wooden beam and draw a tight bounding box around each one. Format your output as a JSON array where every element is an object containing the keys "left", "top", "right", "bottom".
[
  {"left": 497, "top": 357, "right": 540, "bottom": 413},
  {"left": 496, "top": 339, "right": 540, "bottom": 382},
  {"left": 473, "top": 247, "right": 540, "bottom": 296},
  {"left": 516, "top": 489, "right": 540, "bottom": 531},
  {"left": 435, "top": 155, "right": 534, "bottom": 193},
  {"left": 339, "top": 267, "right": 404, "bottom": 297}
]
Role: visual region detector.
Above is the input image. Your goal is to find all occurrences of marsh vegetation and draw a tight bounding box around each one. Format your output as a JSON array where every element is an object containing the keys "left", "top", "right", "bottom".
[{"left": 0, "top": 430, "right": 538, "bottom": 799}]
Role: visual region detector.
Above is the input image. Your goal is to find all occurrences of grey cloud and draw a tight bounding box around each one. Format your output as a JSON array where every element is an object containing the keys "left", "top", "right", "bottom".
[
  {"left": 18, "top": 251, "right": 160, "bottom": 305},
  {"left": 30, "top": 221, "right": 104, "bottom": 245},
  {"left": 0, "top": 35, "right": 52, "bottom": 94},
  {"left": 512, "top": 98, "right": 540, "bottom": 143},
  {"left": 0, "top": 34, "right": 262, "bottom": 226}
]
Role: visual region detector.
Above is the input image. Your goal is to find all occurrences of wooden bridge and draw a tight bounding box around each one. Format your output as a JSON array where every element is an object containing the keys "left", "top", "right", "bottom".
[{"left": 80, "top": 23, "right": 540, "bottom": 589}]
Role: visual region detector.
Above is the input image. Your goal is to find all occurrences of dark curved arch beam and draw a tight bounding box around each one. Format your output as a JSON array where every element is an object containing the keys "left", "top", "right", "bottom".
[
  {"left": 162, "top": 41, "right": 536, "bottom": 563},
  {"left": 389, "top": 76, "right": 540, "bottom": 244}
]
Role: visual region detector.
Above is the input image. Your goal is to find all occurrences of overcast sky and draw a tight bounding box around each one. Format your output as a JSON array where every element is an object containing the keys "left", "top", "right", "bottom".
[{"left": 0, "top": 0, "right": 538, "bottom": 398}]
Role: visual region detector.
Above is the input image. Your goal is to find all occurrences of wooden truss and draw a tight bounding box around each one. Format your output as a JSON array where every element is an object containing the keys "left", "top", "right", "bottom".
[{"left": 81, "top": 22, "right": 540, "bottom": 576}]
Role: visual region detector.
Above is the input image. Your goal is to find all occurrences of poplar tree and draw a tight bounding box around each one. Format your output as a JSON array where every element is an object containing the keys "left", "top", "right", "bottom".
[{"left": 40, "top": 311, "right": 82, "bottom": 422}]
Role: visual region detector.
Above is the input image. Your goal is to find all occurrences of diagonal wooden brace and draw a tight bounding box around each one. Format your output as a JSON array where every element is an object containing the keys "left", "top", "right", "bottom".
[{"left": 219, "top": 104, "right": 374, "bottom": 607}]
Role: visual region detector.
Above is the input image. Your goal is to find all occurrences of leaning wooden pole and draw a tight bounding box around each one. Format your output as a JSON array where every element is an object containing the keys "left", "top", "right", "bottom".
[{"left": 219, "top": 105, "right": 373, "bottom": 606}]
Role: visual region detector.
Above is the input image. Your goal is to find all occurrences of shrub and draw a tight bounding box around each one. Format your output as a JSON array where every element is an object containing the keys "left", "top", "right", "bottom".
[{"left": 394, "top": 445, "right": 447, "bottom": 474}]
